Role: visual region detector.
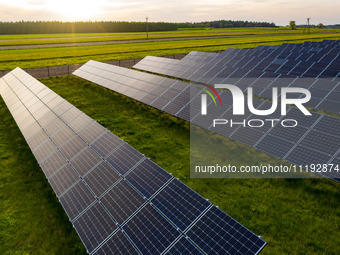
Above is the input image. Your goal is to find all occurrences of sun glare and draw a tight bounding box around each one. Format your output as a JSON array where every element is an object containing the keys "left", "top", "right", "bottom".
[{"left": 47, "top": 0, "right": 101, "bottom": 20}]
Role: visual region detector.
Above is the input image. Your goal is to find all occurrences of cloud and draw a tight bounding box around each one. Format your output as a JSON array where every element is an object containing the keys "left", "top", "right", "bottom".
[
  {"left": 0, "top": 4, "right": 59, "bottom": 21},
  {"left": 0, "top": 0, "right": 339, "bottom": 25}
]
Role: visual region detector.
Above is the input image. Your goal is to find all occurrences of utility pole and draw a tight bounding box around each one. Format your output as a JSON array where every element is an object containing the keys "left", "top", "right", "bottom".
[
  {"left": 304, "top": 18, "right": 311, "bottom": 34},
  {"left": 146, "top": 16, "right": 149, "bottom": 39}
]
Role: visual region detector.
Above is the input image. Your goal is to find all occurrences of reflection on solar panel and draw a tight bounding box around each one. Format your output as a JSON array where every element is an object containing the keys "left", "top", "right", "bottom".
[
  {"left": 133, "top": 39, "right": 340, "bottom": 114},
  {"left": 74, "top": 61, "right": 340, "bottom": 182},
  {"left": 0, "top": 68, "right": 266, "bottom": 254}
]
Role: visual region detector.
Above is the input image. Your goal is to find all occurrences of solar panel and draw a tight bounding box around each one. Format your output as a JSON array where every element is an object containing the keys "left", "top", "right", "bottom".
[
  {"left": 105, "top": 143, "right": 144, "bottom": 175},
  {"left": 27, "top": 129, "right": 49, "bottom": 150},
  {"left": 83, "top": 161, "right": 120, "bottom": 197},
  {"left": 60, "top": 135, "right": 87, "bottom": 160},
  {"left": 122, "top": 204, "right": 181, "bottom": 254},
  {"left": 125, "top": 158, "right": 173, "bottom": 199},
  {"left": 92, "top": 230, "right": 139, "bottom": 255},
  {"left": 70, "top": 147, "right": 102, "bottom": 176},
  {"left": 79, "top": 121, "right": 107, "bottom": 144},
  {"left": 68, "top": 113, "right": 94, "bottom": 133},
  {"left": 266, "top": 124, "right": 308, "bottom": 143},
  {"left": 230, "top": 127, "right": 265, "bottom": 147},
  {"left": 59, "top": 180, "right": 96, "bottom": 221},
  {"left": 59, "top": 106, "right": 82, "bottom": 123},
  {"left": 73, "top": 202, "right": 118, "bottom": 253},
  {"left": 255, "top": 134, "right": 294, "bottom": 159},
  {"left": 313, "top": 115, "right": 340, "bottom": 137},
  {"left": 52, "top": 125, "right": 76, "bottom": 147},
  {"left": 101, "top": 180, "right": 146, "bottom": 224},
  {"left": 40, "top": 150, "right": 68, "bottom": 178},
  {"left": 285, "top": 145, "right": 333, "bottom": 169},
  {"left": 49, "top": 163, "right": 79, "bottom": 197},
  {"left": 1, "top": 67, "right": 267, "bottom": 254},
  {"left": 164, "top": 236, "right": 203, "bottom": 255},
  {"left": 74, "top": 60, "right": 340, "bottom": 181},
  {"left": 298, "top": 131, "right": 340, "bottom": 155},
  {"left": 33, "top": 139, "right": 59, "bottom": 162},
  {"left": 186, "top": 206, "right": 266, "bottom": 255},
  {"left": 44, "top": 118, "right": 66, "bottom": 136},
  {"left": 133, "top": 40, "right": 340, "bottom": 114},
  {"left": 151, "top": 178, "right": 211, "bottom": 231}
]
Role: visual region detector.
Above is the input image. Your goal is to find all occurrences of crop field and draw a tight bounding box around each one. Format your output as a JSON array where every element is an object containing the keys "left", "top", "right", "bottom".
[
  {"left": 1, "top": 28, "right": 340, "bottom": 255},
  {"left": 1, "top": 28, "right": 340, "bottom": 70},
  {"left": 0, "top": 28, "right": 339, "bottom": 46},
  {"left": 0, "top": 76, "right": 339, "bottom": 255}
]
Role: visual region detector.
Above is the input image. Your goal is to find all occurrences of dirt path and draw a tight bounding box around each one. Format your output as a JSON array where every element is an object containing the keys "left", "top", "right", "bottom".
[{"left": 0, "top": 29, "right": 287, "bottom": 42}]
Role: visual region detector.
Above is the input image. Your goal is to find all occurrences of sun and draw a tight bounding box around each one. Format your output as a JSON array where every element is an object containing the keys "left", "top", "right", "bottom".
[{"left": 47, "top": 0, "right": 101, "bottom": 20}]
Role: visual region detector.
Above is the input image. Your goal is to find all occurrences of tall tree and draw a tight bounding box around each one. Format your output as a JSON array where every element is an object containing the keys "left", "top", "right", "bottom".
[
  {"left": 317, "top": 23, "right": 324, "bottom": 29},
  {"left": 289, "top": 21, "right": 296, "bottom": 30}
]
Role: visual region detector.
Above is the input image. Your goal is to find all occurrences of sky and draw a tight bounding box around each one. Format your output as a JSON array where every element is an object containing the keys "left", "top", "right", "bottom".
[{"left": 0, "top": 0, "right": 339, "bottom": 26}]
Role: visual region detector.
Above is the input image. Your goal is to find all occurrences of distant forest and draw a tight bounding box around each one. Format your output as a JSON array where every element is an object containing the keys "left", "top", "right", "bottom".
[
  {"left": 178, "top": 20, "right": 276, "bottom": 28},
  {"left": 0, "top": 21, "right": 178, "bottom": 34},
  {"left": 0, "top": 20, "right": 277, "bottom": 34}
]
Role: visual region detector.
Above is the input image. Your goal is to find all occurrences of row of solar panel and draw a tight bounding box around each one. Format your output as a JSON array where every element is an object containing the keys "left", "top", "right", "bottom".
[
  {"left": 181, "top": 39, "right": 340, "bottom": 65},
  {"left": 219, "top": 39, "right": 340, "bottom": 67},
  {"left": 134, "top": 56, "right": 340, "bottom": 114},
  {"left": 133, "top": 55, "right": 340, "bottom": 114},
  {"left": 137, "top": 39, "right": 340, "bottom": 77},
  {"left": 133, "top": 39, "right": 340, "bottom": 113},
  {"left": 0, "top": 68, "right": 266, "bottom": 254},
  {"left": 194, "top": 39, "right": 339, "bottom": 70},
  {"left": 74, "top": 61, "right": 340, "bottom": 181}
]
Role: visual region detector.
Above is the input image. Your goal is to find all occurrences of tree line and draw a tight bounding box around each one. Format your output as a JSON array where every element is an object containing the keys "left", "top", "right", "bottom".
[
  {"left": 0, "top": 21, "right": 178, "bottom": 34},
  {"left": 0, "top": 20, "right": 277, "bottom": 34},
  {"left": 178, "top": 20, "right": 276, "bottom": 28}
]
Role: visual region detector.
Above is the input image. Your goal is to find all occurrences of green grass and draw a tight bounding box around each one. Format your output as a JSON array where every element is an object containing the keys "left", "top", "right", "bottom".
[
  {"left": 0, "top": 27, "right": 300, "bottom": 39},
  {"left": 0, "top": 94, "right": 86, "bottom": 255},
  {"left": 1, "top": 33, "right": 340, "bottom": 70},
  {"left": 1, "top": 75, "right": 339, "bottom": 254},
  {"left": 1, "top": 29, "right": 339, "bottom": 47},
  {"left": 0, "top": 27, "right": 336, "bottom": 40}
]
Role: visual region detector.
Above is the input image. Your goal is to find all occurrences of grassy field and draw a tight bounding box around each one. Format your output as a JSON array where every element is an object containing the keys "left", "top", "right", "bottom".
[
  {"left": 0, "top": 27, "right": 321, "bottom": 39},
  {"left": 0, "top": 28, "right": 339, "bottom": 47},
  {"left": 1, "top": 75, "right": 339, "bottom": 254},
  {"left": 1, "top": 29, "right": 340, "bottom": 70}
]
